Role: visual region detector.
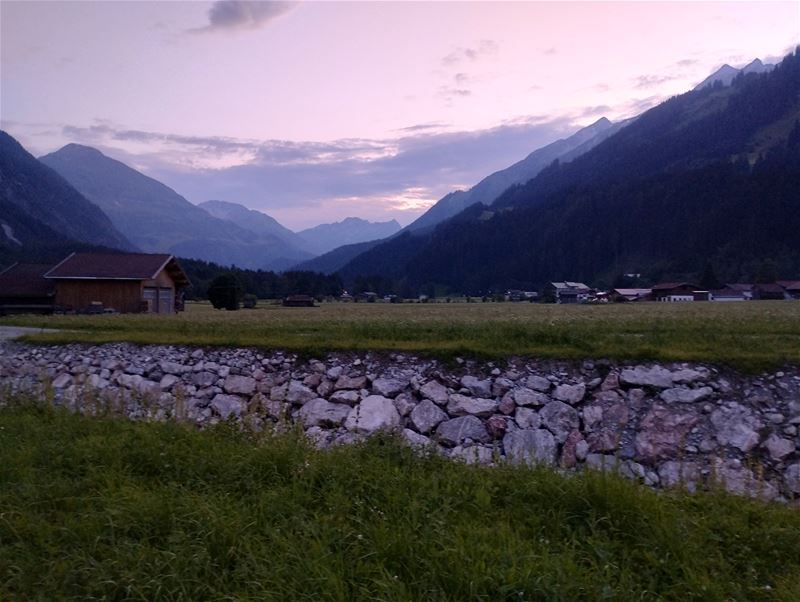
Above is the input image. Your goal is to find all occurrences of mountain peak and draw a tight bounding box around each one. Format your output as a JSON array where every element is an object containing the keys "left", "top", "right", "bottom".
[{"left": 57, "top": 143, "right": 106, "bottom": 157}]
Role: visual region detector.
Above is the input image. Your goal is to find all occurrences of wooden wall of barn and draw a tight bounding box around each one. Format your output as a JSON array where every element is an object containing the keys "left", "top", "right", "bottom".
[{"left": 55, "top": 281, "right": 143, "bottom": 313}]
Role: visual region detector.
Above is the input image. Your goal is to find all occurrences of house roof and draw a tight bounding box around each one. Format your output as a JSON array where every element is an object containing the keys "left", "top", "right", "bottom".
[
  {"left": 612, "top": 288, "right": 651, "bottom": 296},
  {"left": 711, "top": 287, "right": 745, "bottom": 297},
  {"left": 754, "top": 283, "right": 786, "bottom": 294},
  {"left": 0, "top": 263, "right": 56, "bottom": 297},
  {"left": 777, "top": 280, "right": 800, "bottom": 291},
  {"left": 727, "top": 283, "right": 754, "bottom": 292},
  {"left": 44, "top": 252, "right": 190, "bottom": 286},
  {"left": 551, "top": 281, "right": 590, "bottom": 291},
  {"left": 651, "top": 282, "right": 698, "bottom": 291}
]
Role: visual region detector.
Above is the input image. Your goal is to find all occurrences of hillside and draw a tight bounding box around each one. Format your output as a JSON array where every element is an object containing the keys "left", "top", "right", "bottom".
[
  {"left": 0, "top": 131, "right": 133, "bottom": 252},
  {"left": 39, "top": 146, "right": 311, "bottom": 271},
  {"left": 404, "top": 116, "right": 620, "bottom": 233},
  {"left": 338, "top": 49, "right": 800, "bottom": 291}
]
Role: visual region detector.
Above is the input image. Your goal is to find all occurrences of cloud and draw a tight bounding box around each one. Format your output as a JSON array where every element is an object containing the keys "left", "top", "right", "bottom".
[
  {"left": 189, "top": 1, "right": 296, "bottom": 34},
  {"left": 633, "top": 73, "right": 680, "bottom": 89},
  {"left": 542, "top": 47, "right": 557, "bottom": 56},
  {"left": 35, "top": 114, "right": 577, "bottom": 228},
  {"left": 441, "top": 39, "right": 498, "bottom": 67}
]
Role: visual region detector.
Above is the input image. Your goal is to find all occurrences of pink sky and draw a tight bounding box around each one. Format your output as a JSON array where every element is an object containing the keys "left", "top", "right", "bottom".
[{"left": 2, "top": 1, "right": 798, "bottom": 229}]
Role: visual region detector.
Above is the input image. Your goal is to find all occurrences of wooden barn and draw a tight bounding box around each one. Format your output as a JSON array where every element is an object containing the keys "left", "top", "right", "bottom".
[
  {"left": 0, "top": 263, "right": 57, "bottom": 315},
  {"left": 43, "top": 252, "right": 190, "bottom": 314}
]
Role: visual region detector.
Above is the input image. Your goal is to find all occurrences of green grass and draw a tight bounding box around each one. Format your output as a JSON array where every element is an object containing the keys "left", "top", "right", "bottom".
[
  {"left": 3, "top": 300, "right": 800, "bottom": 370},
  {"left": 1, "top": 403, "right": 799, "bottom": 601}
]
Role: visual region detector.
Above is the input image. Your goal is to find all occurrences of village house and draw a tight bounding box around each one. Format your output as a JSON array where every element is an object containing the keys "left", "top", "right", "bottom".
[
  {"left": 752, "top": 282, "right": 788, "bottom": 300},
  {"left": 0, "top": 252, "right": 190, "bottom": 315},
  {"left": 609, "top": 288, "right": 652, "bottom": 303},
  {"left": 546, "top": 282, "right": 593, "bottom": 304},
  {"left": 282, "top": 295, "right": 316, "bottom": 307},
  {"left": 727, "top": 283, "right": 755, "bottom": 300},
  {"left": 777, "top": 280, "right": 800, "bottom": 299},
  {"left": 651, "top": 282, "right": 702, "bottom": 302},
  {"left": 0, "top": 263, "right": 57, "bottom": 315},
  {"left": 709, "top": 286, "right": 747, "bottom": 302}
]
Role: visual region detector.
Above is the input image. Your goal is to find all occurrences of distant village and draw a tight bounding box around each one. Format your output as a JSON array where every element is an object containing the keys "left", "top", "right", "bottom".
[{"left": 2, "top": 251, "right": 800, "bottom": 315}]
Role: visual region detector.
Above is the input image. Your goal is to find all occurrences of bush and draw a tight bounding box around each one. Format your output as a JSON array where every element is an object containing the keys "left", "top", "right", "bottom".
[{"left": 208, "top": 273, "right": 243, "bottom": 310}]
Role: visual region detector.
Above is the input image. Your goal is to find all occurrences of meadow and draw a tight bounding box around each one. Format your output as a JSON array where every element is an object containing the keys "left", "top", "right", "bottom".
[
  {"left": 3, "top": 300, "right": 800, "bottom": 370},
  {"left": 1, "top": 402, "right": 799, "bottom": 601}
]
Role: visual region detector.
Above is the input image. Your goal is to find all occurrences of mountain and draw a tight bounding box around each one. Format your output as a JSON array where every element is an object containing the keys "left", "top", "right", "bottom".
[
  {"left": 296, "top": 217, "right": 401, "bottom": 255},
  {"left": 39, "top": 145, "right": 312, "bottom": 271},
  {"left": 404, "top": 116, "right": 620, "bottom": 233},
  {"left": 0, "top": 131, "right": 133, "bottom": 251},
  {"left": 695, "top": 57, "right": 774, "bottom": 90},
  {"left": 198, "top": 200, "right": 313, "bottom": 254},
  {"left": 338, "top": 49, "right": 800, "bottom": 292},
  {"left": 292, "top": 239, "right": 384, "bottom": 274}
]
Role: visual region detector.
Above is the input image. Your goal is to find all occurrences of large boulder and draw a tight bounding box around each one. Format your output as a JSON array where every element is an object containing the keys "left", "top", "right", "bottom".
[
  {"left": 635, "top": 404, "right": 699, "bottom": 461},
  {"left": 446, "top": 394, "right": 498, "bottom": 417},
  {"left": 539, "top": 400, "right": 580, "bottom": 443},
  {"left": 419, "top": 380, "right": 449, "bottom": 405},
  {"left": 460, "top": 376, "right": 492, "bottom": 397},
  {"left": 345, "top": 395, "right": 400, "bottom": 433},
  {"left": 503, "top": 429, "right": 557, "bottom": 466},
  {"left": 286, "top": 381, "right": 316, "bottom": 405},
  {"left": 410, "top": 399, "right": 448, "bottom": 434},
  {"left": 660, "top": 386, "right": 713, "bottom": 404},
  {"left": 710, "top": 403, "right": 764, "bottom": 452},
  {"left": 211, "top": 394, "right": 245, "bottom": 420},
  {"left": 297, "top": 399, "right": 351, "bottom": 428},
  {"left": 620, "top": 366, "right": 673, "bottom": 389},
  {"left": 553, "top": 383, "right": 586, "bottom": 405},
  {"left": 372, "top": 377, "right": 407, "bottom": 398},
  {"left": 436, "top": 416, "right": 490, "bottom": 447},
  {"left": 223, "top": 375, "right": 256, "bottom": 396}
]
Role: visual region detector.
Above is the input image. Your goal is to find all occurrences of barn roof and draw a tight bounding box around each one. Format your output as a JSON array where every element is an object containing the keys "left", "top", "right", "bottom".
[
  {"left": 44, "top": 253, "right": 190, "bottom": 286},
  {"left": 0, "top": 263, "right": 56, "bottom": 297}
]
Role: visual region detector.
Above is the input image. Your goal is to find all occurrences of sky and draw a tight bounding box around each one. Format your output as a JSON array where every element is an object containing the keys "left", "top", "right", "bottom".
[{"left": 1, "top": 1, "right": 798, "bottom": 230}]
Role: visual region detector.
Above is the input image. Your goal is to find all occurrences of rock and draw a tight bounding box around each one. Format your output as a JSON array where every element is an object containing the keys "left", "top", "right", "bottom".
[
  {"left": 270, "top": 384, "right": 287, "bottom": 401},
  {"left": 297, "top": 399, "right": 351, "bottom": 428},
  {"left": 587, "top": 430, "right": 620, "bottom": 453},
  {"left": 553, "top": 383, "right": 585, "bottom": 405},
  {"left": 539, "top": 400, "right": 580, "bottom": 443},
  {"left": 620, "top": 366, "right": 673, "bottom": 389},
  {"left": 660, "top": 386, "right": 713, "bottom": 404},
  {"left": 410, "top": 399, "right": 448, "bottom": 434},
  {"left": 345, "top": 395, "right": 400, "bottom": 433},
  {"left": 525, "top": 375, "right": 551, "bottom": 392},
  {"left": 600, "top": 372, "right": 619, "bottom": 391},
  {"left": 436, "top": 416, "right": 490, "bottom": 447},
  {"left": 560, "top": 430, "right": 584, "bottom": 468},
  {"left": 87, "top": 374, "right": 110, "bottom": 389},
  {"left": 515, "top": 407, "right": 540, "bottom": 430},
  {"left": 763, "top": 434, "right": 795, "bottom": 461},
  {"left": 658, "top": 461, "right": 701, "bottom": 492},
  {"left": 513, "top": 387, "right": 549, "bottom": 407},
  {"left": 671, "top": 368, "right": 708, "bottom": 384},
  {"left": 497, "top": 394, "right": 516, "bottom": 415},
  {"left": 329, "top": 390, "right": 360, "bottom": 405},
  {"left": 420, "top": 380, "right": 449, "bottom": 405},
  {"left": 52, "top": 373, "right": 72, "bottom": 389},
  {"left": 210, "top": 394, "right": 245, "bottom": 420},
  {"left": 460, "top": 375, "right": 492, "bottom": 397},
  {"left": 452, "top": 445, "right": 493, "bottom": 465},
  {"left": 372, "top": 378, "right": 407, "bottom": 398},
  {"left": 326, "top": 365, "right": 343, "bottom": 380},
  {"left": 286, "top": 381, "right": 316, "bottom": 405},
  {"left": 303, "top": 373, "right": 322, "bottom": 389},
  {"left": 393, "top": 393, "right": 416, "bottom": 417},
  {"left": 711, "top": 458, "right": 778, "bottom": 501},
  {"left": 335, "top": 374, "right": 367, "bottom": 390},
  {"left": 634, "top": 405, "right": 699, "bottom": 462},
  {"left": 192, "top": 371, "right": 217, "bottom": 387},
  {"left": 223, "top": 375, "right": 256, "bottom": 396},
  {"left": 316, "top": 378, "right": 334, "bottom": 398},
  {"left": 486, "top": 415, "right": 508, "bottom": 439},
  {"left": 582, "top": 405, "right": 603, "bottom": 431},
  {"left": 446, "top": 394, "right": 498, "bottom": 417},
  {"left": 503, "top": 429, "right": 557, "bottom": 466},
  {"left": 402, "top": 428, "right": 433, "bottom": 449},
  {"left": 785, "top": 463, "right": 800, "bottom": 494},
  {"left": 585, "top": 454, "right": 619, "bottom": 472},
  {"left": 492, "top": 377, "right": 514, "bottom": 397},
  {"left": 159, "top": 374, "right": 180, "bottom": 391},
  {"left": 159, "top": 361, "right": 190, "bottom": 375},
  {"left": 710, "top": 403, "right": 764, "bottom": 452}
]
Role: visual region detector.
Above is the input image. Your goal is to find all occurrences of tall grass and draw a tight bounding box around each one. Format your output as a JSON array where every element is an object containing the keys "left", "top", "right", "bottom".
[
  {"left": 1, "top": 403, "right": 799, "bottom": 600},
  {"left": 3, "top": 301, "right": 800, "bottom": 370}
]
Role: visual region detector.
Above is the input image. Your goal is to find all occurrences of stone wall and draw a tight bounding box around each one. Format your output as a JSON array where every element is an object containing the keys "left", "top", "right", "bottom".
[{"left": 1, "top": 341, "right": 799, "bottom": 501}]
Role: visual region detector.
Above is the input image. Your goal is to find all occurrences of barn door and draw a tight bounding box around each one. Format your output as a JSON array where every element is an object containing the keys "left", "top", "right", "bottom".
[
  {"left": 142, "top": 287, "right": 158, "bottom": 313},
  {"left": 158, "top": 288, "right": 173, "bottom": 314}
]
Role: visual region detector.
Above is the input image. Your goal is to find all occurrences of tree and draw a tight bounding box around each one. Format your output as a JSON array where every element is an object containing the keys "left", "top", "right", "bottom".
[
  {"left": 700, "top": 261, "right": 721, "bottom": 290},
  {"left": 208, "top": 273, "right": 243, "bottom": 310}
]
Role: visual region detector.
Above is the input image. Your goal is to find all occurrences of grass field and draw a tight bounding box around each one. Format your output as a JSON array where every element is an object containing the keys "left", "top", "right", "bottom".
[
  {"left": 3, "top": 300, "right": 800, "bottom": 370},
  {"left": 1, "top": 402, "right": 799, "bottom": 601}
]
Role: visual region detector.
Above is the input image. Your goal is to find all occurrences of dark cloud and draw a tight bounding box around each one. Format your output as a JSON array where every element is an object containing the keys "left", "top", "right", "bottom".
[
  {"left": 441, "top": 39, "right": 498, "bottom": 66},
  {"left": 633, "top": 73, "right": 681, "bottom": 89},
  {"left": 189, "top": 1, "right": 296, "bottom": 34}
]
